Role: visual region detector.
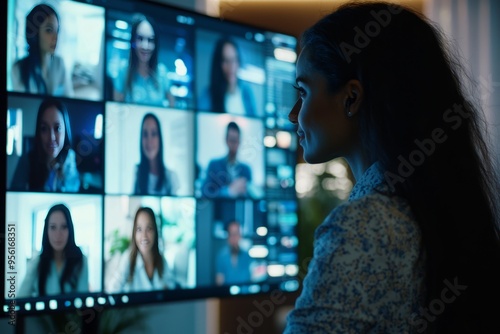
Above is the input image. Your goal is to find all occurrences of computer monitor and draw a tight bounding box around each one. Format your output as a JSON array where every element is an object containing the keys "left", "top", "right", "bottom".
[{"left": 2, "top": 0, "right": 298, "bottom": 318}]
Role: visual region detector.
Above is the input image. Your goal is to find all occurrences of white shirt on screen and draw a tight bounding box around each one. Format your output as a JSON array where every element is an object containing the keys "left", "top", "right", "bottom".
[
  {"left": 107, "top": 249, "right": 177, "bottom": 293},
  {"left": 224, "top": 86, "right": 246, "bottom": 115}
]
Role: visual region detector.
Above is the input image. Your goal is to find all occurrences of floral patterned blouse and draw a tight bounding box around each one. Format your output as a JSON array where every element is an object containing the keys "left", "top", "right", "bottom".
[{"left": 284, "top": 162, "right": 426, "bottom": 333}]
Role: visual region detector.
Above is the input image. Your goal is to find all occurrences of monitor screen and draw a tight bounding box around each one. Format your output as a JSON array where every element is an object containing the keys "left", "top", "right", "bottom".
[{"left": 2, "top": 0, "right": 299, "bottom": 317}]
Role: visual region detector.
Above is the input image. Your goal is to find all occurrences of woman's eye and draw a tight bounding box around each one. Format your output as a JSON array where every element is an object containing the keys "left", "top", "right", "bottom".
[{"left": 293, "top": 84, "right": 306, "bottom": 98}]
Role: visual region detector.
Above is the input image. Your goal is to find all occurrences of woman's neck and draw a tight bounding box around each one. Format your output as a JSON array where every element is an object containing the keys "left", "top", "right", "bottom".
[
  {"left": 141, "top": 251, "right": 153, "bottom": 265},
  {"left": 227, "top": 80, "right": 237, "bottom": 94},
  {"left": 149, "top": 159, "right": 159, "bottom": 175},
  {"left": 141, "top": 251, "right": 155, "bottom": 279},
  {"left": 53, "top": 251, "right": 65, "bottom": 269},
  {"left": 138, "top": 62, "right": 150, "bottom": 78},
  {"left": 40, "top": 52, "right": 51, "bottom": 70},
  {"left": 345, "top": 147, "right": 372, "bottom": 183}
]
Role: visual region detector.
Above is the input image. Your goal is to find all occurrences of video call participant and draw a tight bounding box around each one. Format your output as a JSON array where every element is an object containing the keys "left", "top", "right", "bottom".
[
  {"left": 202, "top": 121, "right": 252, "bottom": 198},
  {"left": 198, "top": 37, "right": 256, "bottom": 116},
  {"left": 215, "top": 220, "right": 252, "bottom": 286},
  {"left": 11, "top": 4, "right": 73, "bottom": 97},
  {"left": 134, "top": 113, "right": 179, "bottom": 196},
  {"left": 113, "top": 13, "right": 174, "bottom": 107},
  {"left": 107, "top": 207, "right": 177, "bottom": 292},
  {"left": 10, "top": 98, "right": 80, "bottom": 192},
  {"left": 18, "top": 204, "right": 89, "bottom": 297}
]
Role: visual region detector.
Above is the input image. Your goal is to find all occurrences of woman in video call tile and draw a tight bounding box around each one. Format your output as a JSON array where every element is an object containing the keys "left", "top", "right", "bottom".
[
  {"left": 198, "top": 37, "right": 256, "bottom": 116},
  {"left": 11, "top": 4, "right": 73, "bottom": 97},
  {"left": 18, "top": 204, "right": 89, "bottom": 298},
  {"left": 134, "top": 113, "right": 179, "bottom": 196},
  {"left": 113, "top": 14, "right": 174, "bottom": 107},
  {"left": 10, "top": 98, "right": 80, "bottom": 192},
  {"left": 107, "top": 207, "right": 177, "bottom": 293}
]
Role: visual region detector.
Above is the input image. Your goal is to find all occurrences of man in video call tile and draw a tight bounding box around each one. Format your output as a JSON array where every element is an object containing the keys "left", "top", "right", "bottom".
[
  {"left": 216, "top": 220, "right": 252, "bottom": 286},
  {"left": 202, "top": 121, "right": 252, "bottom": 198}
]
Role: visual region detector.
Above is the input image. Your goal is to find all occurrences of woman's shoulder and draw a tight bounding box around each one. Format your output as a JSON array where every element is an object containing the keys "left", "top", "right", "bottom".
[
  {"left": 12, "top": 59, "right": 22, "bottom": 71},
  {"left": 51, "top": 54, "right": 66, "bottom": 67},
  {"left": 66, "top": 148, "right": 77, "bottom": 160},
  {"left": 27, "top": 254, "right": 42, "bottom": 267},
  {"left": 317, "top": 192, "right": 420, "bottom": 249}
]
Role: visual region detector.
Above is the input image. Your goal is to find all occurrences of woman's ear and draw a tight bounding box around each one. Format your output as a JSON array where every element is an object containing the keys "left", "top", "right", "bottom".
[{"left": 343, "top": 79, "right": 364, "bottom": 117}]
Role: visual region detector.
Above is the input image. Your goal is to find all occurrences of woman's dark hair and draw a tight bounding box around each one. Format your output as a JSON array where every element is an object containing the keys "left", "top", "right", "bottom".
[
  {"left": 209, "top": 37, "right": 241, "bottom": 113},
  {"left": 135, "top": 113, "right": 168, "bottom": 194},
  {"left": 301, "top": 2, "right": 500, "bottom": 331},
  {"left": 128, "top": 207, "right": 164, "bottom": 281},
  {"left": 38, "top": 204, "right": 83, "bottom": 296},
  {"left": 18, "top": 4, "right": 59, "bottom": 93},
  {"left": 29, "top": 98, "right": 73, "bottom": 190},
  {"left": 126, "top": 14, "right": 159, "bottom": 95}
]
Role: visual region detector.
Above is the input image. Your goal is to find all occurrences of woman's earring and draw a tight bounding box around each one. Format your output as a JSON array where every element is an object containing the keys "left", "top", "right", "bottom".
[{"left": 345, "top": 94, "right": 356, "bottom": 118}]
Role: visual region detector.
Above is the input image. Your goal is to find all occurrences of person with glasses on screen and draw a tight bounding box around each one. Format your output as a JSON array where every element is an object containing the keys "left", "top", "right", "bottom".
[
  {"left": 18, "top": 204, "right": 88, "bottom": 298},
  {"left": 113, "top": 13, "right": 174, "bottom": 107},
  {"left": 107, "top": 207, "right": 177, "bottom": 293},
  {"left": 284, "top": 2, "right": 500, "bottom": 333},
  {"left": 11, "top": 4, "right": 73, "bottom": 97},
  {"left": 215, "top": 220, "right": 252, "bottom": 286},
  {"left": 133, "top": 113, "right": 179, "bottom": 196},
  {"left": 198, "top": 37, "right": 256, "bottom": 116},
  {"left": 10, "top": 98, "right": 80, "bottom": 192},
  {"left": 201, "top": 121, "right": 253, "bottom": 198}
]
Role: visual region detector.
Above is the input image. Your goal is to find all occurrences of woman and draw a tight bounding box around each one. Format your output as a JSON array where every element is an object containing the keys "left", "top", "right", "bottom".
[
  {"left": 113, "top": 14, "right": 174, "bottom": 107},
  {"left": 108, "top": 207, "right": 177, "bottom": 292},
  {"left": 18, "top": 204, "right": 88, "bottom": 297},
  {"left": 11, "top": 4, "right": 73, "bottom": 96},
  {"left": 199, "top": 37, "right": 256, "bottom": 116},
  {"left": 134, "top": 113, "right": 179, "bottom": 196},
  {"left": 10, "top": 98, "right": 80, "bottom": 192},
  {"left": 285, "top": 2, "right": 500, "bottom": 333}
]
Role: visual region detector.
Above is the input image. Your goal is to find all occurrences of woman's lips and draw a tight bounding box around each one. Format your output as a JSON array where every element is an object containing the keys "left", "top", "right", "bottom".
[{"left": 297, "top": 130, "right": 305, "bottom": 143}]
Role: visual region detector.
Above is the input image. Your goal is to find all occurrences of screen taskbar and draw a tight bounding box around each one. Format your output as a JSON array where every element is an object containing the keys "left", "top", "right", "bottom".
[{"left": 2, "top": 279, "right": 299, "bottom": 317}]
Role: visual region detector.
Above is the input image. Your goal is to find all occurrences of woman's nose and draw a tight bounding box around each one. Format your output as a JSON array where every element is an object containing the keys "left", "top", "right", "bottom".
[{"left": 288, "top": 99, "right": 301, "bottom": 124}]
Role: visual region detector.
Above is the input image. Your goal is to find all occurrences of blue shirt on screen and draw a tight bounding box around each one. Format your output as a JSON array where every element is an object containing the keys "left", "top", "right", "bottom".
[
  {"left": 216, "top": 246, "right": 252, "bottom": 285},
  {"left": 201, "top": 156, "right": 252, "bottom": 198}
]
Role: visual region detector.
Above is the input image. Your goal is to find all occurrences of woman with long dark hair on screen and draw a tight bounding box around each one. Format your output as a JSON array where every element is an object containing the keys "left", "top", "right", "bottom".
[
  {"left": 285, "top": 2, "right": 500, "bottom": 333},
  {"left": 108, "top": 207, "right": 177, "bottom": 292},
  {"left": 10, "top": 98, "right": 80, "bottom": 192},
  {"left": 199, "top": 37, "right": 256, "bottom": 116},
  {"left": 134, "top": 113, "right": 179, "bottom": 196},
  {"left": 113, "top": 13, "right": 174, "bottom": 107},
  {"left": 18, "top": 204, "right": 88, "bottom": 297},
  {"left": 11, "top": 4, "right": 73, "bottom": 96}
]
